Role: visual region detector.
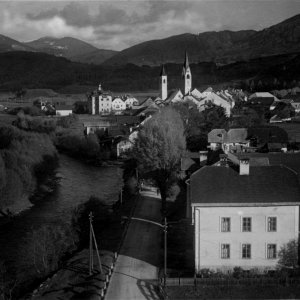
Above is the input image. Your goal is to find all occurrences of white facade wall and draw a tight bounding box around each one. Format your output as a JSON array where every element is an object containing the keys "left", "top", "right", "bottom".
[
  {"left": 91, "top": 96, "right": 96, "bottom": 115},
  {"left": 160, "top": 76, "right": 168, "bottom": 101},
  {"left": 56, "top": 110, "right": 72, "bottom": 116},
  {"left": 98, "top": 95, "right": 112, "bottom": 114},
  {"left": 112, "top": 98, "right": 126, "bottom": 111},
  {"left": 193, "top": 205, "right": 299, "bottom": 273},
  {"left": 124, "top": 97, "right": 139, "bottom": 109}
]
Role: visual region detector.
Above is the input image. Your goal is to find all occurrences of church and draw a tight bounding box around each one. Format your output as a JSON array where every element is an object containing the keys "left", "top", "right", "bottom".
[{"left": 157, "top": 52, "right": 234, "bottom": 116}]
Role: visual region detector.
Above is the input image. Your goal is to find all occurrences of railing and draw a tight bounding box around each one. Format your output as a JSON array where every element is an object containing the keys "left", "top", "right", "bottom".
[{"left": 163, "top": 276, "right": 300, "bottom": 287}]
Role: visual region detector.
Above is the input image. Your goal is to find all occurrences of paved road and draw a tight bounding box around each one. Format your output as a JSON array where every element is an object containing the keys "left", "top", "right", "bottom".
[{"left": 105, "top": 188, "right": 162, "bottom": 300}]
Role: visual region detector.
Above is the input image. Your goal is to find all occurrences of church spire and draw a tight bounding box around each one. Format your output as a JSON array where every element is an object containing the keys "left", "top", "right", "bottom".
[
  {"left": 160, "top": 64, "right": 166, "bottom": 77},
  {"left": 182, "top": 51, "right": 190, "bottom": 75},
  {"left": 182, "top": 51, "right": 192, "bottom": 95}
]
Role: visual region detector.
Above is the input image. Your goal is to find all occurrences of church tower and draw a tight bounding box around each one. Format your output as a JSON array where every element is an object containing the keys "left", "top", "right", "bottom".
[
  {"left": 182, "top": 51, "right": 192, "bottom": 95},
  {"left": 159, "top": 64, "right": 168, "bottom": 100}
]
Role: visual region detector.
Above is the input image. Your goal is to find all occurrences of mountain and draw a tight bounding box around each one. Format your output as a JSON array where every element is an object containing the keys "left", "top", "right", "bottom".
[
  {"left": 0, "top": 34, "right": 34, "bottom": 53},
  {"left": 104, "top": 14, "right": 300, "bottom": 66},
  {"left": 25, "top": 37, "right": 117, "bottom": 64},
  {"left": 0, "top": 51, "right": 299, "bottom": 93}
]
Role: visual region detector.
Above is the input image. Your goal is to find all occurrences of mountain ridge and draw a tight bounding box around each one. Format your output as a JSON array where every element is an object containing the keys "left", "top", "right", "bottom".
[{"left": 103, "top": 13, "right": 300, "bottom": 66}]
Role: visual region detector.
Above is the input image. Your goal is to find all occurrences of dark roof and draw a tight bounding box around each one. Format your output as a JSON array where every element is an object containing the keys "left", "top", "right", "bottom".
[
  {"left": 56, "top": 105, "right": 73, "bottom": 110},
  {"left": 182, "top": 51, "right": 190, "bottom": 75},
  {"left": 232, "top": 152, "right": 300, "bottom": 183},
  {"left": 160, "top": 64, "right": 166, "bottom": 76},
  {"left": 247, "top": 127, "right": 288, "bottom": 144},
  {"left": 190, "top": 165, "right": 300, "bottom": 205},
  {"left": 273, "top": 123, "right": 300, "bottom": 142},
  {"left": 248, "top": 97, "right": 274, "bottom": 106}
]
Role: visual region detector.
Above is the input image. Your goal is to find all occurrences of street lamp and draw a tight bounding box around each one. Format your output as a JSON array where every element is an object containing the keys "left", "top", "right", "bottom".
[{"left": 123, "top": 216, "right": 168, "bottom": 285}]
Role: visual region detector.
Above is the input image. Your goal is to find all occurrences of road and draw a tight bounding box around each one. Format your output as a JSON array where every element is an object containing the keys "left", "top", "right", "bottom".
[{"left": 105, "top": 187, "right": 162, "bottom": 300}]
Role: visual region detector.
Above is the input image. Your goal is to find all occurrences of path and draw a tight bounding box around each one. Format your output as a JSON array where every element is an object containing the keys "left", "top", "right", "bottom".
[{"left": 105, "top": 187, "right": 162, "bottom": 300}]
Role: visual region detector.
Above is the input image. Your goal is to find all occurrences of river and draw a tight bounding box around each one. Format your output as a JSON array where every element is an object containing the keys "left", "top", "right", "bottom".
[{"left": 0, "top": 153, "right": 122, "bottom": 267}]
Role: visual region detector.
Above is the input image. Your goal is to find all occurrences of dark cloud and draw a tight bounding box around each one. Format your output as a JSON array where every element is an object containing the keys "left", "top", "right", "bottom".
[{"left": 26, "top": 1, "right": 190, "bottom": 28}]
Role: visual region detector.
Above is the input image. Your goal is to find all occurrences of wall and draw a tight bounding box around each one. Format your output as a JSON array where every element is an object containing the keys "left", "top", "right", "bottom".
[
  {"left": 194, "top": 205, "right": 299, "bottom": 273},
  {"left": 56, "top": 110, "right": 72, "bottom": 116}
]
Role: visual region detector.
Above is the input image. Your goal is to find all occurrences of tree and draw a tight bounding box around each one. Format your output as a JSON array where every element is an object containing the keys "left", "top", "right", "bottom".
[
  {"left": 277, "top": 239, "right": 299, "bottom": 270},
  {"left": 133, "top": 107, "right": 186, "bottom": 215}
]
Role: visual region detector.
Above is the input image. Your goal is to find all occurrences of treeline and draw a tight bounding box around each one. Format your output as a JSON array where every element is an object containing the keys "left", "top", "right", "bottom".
[
  {"left": 0, "top": 125, "right": 57, "bottom": 213},
  {"left": 0, "top": 51, "right": 300, "bottom": 92}
]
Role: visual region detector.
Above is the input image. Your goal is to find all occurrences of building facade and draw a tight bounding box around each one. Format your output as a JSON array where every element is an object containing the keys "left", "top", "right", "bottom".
[{"left": 189, "top": 162, "right": 300, "bottom": 273}]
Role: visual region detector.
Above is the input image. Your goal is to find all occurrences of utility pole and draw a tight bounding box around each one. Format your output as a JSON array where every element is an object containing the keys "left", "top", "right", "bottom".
[
  {"left": 123, "top": 216, "right": 168, "bottom": 286},
  {"left": 89, "top": 212, "right": 93, "bottom": 275},
  {"left": 89, "top": 212, "right": 103, "bottom": 275},
  {"left": 164, "top": 217, "right": 167, "bottom": 286}
]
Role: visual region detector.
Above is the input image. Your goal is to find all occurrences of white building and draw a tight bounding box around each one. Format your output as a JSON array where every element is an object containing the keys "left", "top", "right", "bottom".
[
  {"left": 55, "top": 105, "right": 73, "bottom": 116},
  {"left": 188, "top": 161, "right": 300, "bottom": 273},
  {"left": 90, "top": 84, "right": 112, "bottom": 115},
  {"left": 124, "top": 96, "right": 139, "bottom": 109},
  {"left": 112, "top": 97, "right": 126, "bottom": 113}
]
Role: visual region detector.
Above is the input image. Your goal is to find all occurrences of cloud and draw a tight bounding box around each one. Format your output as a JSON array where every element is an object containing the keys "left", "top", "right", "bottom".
[{"left": 1, "top": 1, "right": 300, "bottom": 51}]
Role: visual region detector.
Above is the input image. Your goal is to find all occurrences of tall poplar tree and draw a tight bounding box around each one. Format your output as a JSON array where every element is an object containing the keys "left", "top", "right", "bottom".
[{"left": 133, "top": 107, "right": 186, "bottom": 215}]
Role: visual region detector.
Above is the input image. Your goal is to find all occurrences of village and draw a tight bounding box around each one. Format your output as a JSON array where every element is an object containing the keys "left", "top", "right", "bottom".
[{"left": 0, "top": 50, "right": 300, "bottom": 299}]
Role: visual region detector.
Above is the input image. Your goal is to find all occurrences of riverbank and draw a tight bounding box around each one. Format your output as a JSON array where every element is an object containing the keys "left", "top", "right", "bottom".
[
  {"left": 24, "top": 164, "right": 138, "bottom": 299},
  {"left": 0, "top": 154, "right": 125, "bottom": 300}
]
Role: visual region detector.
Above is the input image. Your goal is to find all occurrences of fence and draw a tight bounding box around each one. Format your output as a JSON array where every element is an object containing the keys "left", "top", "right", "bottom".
[{"left": 162, "top": 276, "right": 300, "bottom": 287}]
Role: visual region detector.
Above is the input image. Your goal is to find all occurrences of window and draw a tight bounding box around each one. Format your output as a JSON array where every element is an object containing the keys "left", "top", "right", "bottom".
[
  {"left": 268, "top": 217, "right": 277, "bottom": 232},
  {"left": 221, "top": 218, "right": 231, "bottom": 232},
  {"left": 267, "top": 244, "right": 277, "bottom": 259},
  {"left": 242, "top": 217, "right": 252, "bottom": 232},
  {"left": 242, "top": 244, "right": 251, "bottom": 259},
  {"left": 221, "top": 244, "right": 230, "bottom": 259}
]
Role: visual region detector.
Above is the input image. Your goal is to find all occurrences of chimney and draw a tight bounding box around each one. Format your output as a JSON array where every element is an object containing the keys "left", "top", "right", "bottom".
[
  {"left": 199, "top": 151, "right": 208, "bottom": 164},
  {"left": 219, "top": 154, "right": 228, "bottom": 167},
  {"left": 239, "top": 158, "right": 250, "bottom": 175},
  {"left": 98, "top": 83, "right": 102, "bottom": 91}
]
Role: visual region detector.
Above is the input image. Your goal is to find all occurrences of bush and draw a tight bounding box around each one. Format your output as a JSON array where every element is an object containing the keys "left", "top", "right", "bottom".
[
  {"left": 20, "top": 221, "right": 79, "bottom": 277},
  {"left": 0, "top": 125, "right": 57, "bottom": 210}
]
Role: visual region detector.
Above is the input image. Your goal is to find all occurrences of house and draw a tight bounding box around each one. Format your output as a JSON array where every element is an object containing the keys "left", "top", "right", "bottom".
[
  {"left": 90, "top": 84, "right": 113, "bottom": 115},
  {"left": 208, "top": 127, "right": 288, "bottom": 153},
  {"left": 291, "top": 99, "right": 300, "bottom": 113},
  {"left": 124, "top": 96, "right": 139, "bottom": 109},
  {"left": 208, "top": 129, "right": 227, "bottom": 150},
  {"left": 55, "top": 105, "right": 73, "bottom": 116},
  {"left": 197, "top": 88, "right": 233, "bottom": 116},
  {"left": 111, "top": 97, "right": 126, "bottom": 113},
  {"left": 116, "top": 138, "right": 133, "bottom": 157},
  {"left": 188, "top": 161, "right": 300, "bottom": 273}
]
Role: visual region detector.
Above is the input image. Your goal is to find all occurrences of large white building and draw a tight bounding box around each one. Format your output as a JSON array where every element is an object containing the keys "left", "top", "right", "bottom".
[{"left": 188, "top": 159, "right": 300, "bottom": 273}]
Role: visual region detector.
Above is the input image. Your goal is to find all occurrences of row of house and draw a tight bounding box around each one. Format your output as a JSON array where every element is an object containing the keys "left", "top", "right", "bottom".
[{"left": 89, "top": 84, "right": 139, "bottom": 115}]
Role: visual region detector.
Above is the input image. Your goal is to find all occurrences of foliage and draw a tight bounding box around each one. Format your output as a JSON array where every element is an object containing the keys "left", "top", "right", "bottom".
[
  {"left": 0, "top": 125, "right": 57, "bottom": 210},
  {"left": 173, "top": 101, "right": 227, "bottom": 151},
  {"left": 73, "top": 101, "right": 89, "bottom": 114},
  {"left": 56, "top": 114, "right": 79, "bottom": 129},
  {"left": 13, "top": 112, "right": 57, "bottom": 134},
  {"left": 277, "top": 239, "right": 299, "bottom": 270},
  {"left": 56, "top": 132, "right": 100, "bottom": 159},
  {"left": 133, "top": 107, "right": 186, "bottom": 214},
  {"left": 8, "top": 106, "right": 43, "bottom": 116},
  {"left": 20, "top": 221, "right": 79, "bottom": 277}
]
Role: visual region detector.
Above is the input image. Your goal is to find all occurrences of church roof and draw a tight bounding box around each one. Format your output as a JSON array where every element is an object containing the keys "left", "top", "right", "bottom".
[
  {"left": 182, "top": 51, "right": 190, "bottom": 76},
  {"left": 160, "top": 64, "right": 166, "bottom": 76}
]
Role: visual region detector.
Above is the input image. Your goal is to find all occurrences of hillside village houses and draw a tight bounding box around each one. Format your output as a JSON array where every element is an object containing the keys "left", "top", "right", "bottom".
[
  {"left": 153, "top": 52, "right": 236, "bottom": 116},
  {"left": 89, "top": 84, "right": 139, "bottom": 115}
]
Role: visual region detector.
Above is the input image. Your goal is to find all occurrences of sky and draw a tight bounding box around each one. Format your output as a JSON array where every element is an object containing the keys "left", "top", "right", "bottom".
[{"left": 0, "top": 0, "right": 300, "bottom": 51}]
